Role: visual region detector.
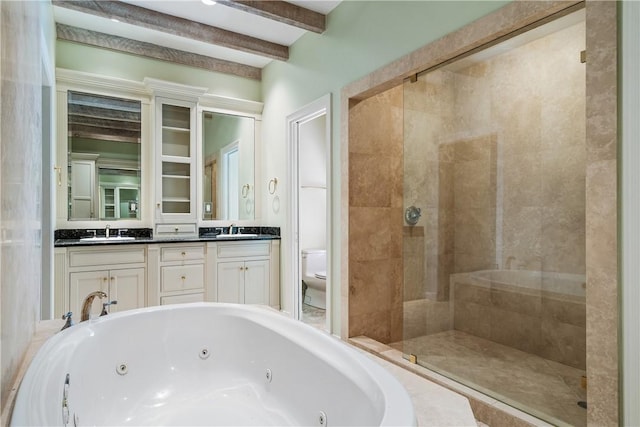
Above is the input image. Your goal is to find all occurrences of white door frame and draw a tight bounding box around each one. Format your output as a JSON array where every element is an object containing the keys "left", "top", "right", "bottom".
[
  {"left": 220, "top": 140, "right": 240, "bottom": 219},
  {"left": 286, "top": 94, "right": 332, "bottom": 329}
]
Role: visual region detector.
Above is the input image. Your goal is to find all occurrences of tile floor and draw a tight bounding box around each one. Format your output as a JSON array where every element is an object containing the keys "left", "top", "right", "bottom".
[
  {"left": 301, "top": 303, "right": 326, "bottom": 329},
  {"left": 390, "top": 331, "right": 587, "bottom": 426}
]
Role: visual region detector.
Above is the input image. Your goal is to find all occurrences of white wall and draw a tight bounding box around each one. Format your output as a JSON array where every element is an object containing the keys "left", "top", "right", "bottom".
[
  {"left": 621, "top": 1, "right": 640, "bottom": 424},
  {"left": 0, "top": 0, "right": 56, "bottom": 411}
]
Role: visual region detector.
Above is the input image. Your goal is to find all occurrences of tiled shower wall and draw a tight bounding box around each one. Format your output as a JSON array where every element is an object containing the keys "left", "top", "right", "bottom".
[
  {"left": 402, "top": 20, "right": 586, "bottom": 306},
  {"left": 348, "top": 86, "right": 404, "bottom": 344}
]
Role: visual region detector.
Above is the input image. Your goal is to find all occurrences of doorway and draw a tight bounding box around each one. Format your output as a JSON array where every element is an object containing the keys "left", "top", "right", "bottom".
[{"left": 287, "top": 94, "right": 331, "bottom": 331}]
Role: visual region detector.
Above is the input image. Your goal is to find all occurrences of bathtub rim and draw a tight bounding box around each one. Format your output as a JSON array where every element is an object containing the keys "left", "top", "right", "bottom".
[{"left": 11, "top": 302, "right": 416, "bottom": 427}]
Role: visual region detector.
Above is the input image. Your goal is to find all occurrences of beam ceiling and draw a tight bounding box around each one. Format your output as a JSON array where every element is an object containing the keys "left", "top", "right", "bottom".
[
  {"left": 57, "top": 24, "right": 262, "bottom": 80},
  {"left": 52, "top": 0, "right": 289, "bottom": 61},
  {"left": 216, "top": 1, "right": 326, "bottom": 34}
]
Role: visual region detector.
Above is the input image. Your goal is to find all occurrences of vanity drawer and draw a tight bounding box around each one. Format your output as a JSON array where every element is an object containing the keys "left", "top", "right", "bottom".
[
  {"left": 161, "top": 292, "right": 204, "bottom": 305},
  {"left": 161, "top": 264, "right": 204, "bottom": 292},
  {"left": 217, "top": 242, "right": 270, "bottom": 258},
  {"left": 161, "top": 245, "right": 205, "bottom": 261},
  {"left": 156, "top": 223, "right": 197, "bottom": 236},
  {"left": 69, "top": 247, "right": 145, "bottom": 267}
]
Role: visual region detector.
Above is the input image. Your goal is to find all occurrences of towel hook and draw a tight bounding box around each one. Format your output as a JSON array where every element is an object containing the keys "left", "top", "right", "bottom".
[
  {"left": 241, "top": 184, "right": 250, "bottom": 199},
  {"left": 268, "top": 178, "right": 278, "bottom": 195}
]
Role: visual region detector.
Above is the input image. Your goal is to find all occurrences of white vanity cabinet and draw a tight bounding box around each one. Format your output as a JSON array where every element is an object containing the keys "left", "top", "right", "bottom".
[
  {"left": 57, "top": 245, "right": 146, "bottom": 319},
  {"left": 54, "top": 238, "right": 281, "bottom": 319},
  {"left": 147, "top": 243, "right": 206, "bottom": 305},
  {"left": 69, "top": 268, "right": 145, "bottom": 315},
  {"left": 208, "top": 240, "right": 280, "bottom": 308}
]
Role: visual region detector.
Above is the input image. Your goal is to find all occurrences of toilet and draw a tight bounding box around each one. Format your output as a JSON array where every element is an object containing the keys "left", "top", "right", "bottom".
[{"left": 301, "top": 249, "right": 326, "bottom": 309}]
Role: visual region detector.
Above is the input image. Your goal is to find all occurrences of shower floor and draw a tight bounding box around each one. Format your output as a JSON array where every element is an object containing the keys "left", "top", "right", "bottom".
[{"left": 390, "top": 331, "right": 586, "bottom": 427}]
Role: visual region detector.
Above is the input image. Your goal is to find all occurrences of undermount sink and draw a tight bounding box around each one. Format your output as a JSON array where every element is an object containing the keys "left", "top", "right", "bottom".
[
  {"left": 80, "top": 236, "right": 136, "bottom": 242},
  {"left": 216, "top": 233, "right": 258, "bottom": 238}
]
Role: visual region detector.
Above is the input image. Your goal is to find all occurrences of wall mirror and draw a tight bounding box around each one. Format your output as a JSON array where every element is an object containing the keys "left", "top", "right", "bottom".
[
  {"left": 202, "top": 111, "right": 255, "bottom": 220},
  {"left": 67, "top": 91, "right": 142, "bottom": 221}
]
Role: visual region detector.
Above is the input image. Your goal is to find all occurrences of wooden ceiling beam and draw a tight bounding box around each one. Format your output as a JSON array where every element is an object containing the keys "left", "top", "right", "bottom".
[
  {"left": 57, "top": 24, "right": 262, "bottom": 81},
  {"left": 68, "top": 115, "right": 141, "bottom": 132},
  {"left": 216, "top": 0, "right": 325, "bottom": 34},
  {"left": 53, "top": 0, "right": 288, "bottom": 61}
]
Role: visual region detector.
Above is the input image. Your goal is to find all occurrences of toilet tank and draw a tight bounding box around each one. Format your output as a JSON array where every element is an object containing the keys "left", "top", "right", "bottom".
[{"left": 301, "top": 249, "right": 326, "bottom": 276}]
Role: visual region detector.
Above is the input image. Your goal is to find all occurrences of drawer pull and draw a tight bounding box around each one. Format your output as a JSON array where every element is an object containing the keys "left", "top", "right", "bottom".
[
  {"left": 175, "top": 228, "right": 179, "bottom": 233},
  {"left": 181, "top": 275, "right": 186, "bottom": 280},
  {"left": 181, "top": 252, "right": 186, "bottom": 256},
  {"left": 103, "top": 277, "right": 108, "bottom": 282}
]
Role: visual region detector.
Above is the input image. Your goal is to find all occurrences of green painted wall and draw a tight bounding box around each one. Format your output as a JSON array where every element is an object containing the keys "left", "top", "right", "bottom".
[
  {"left": 260, "top": 0, "right": 509, "bottom": 333},
  {"left": 262, "top": 0, "right": 509, "bottom": 161},
  {"left": 56, "top": 40, "right": 262, "bottom": 101}
]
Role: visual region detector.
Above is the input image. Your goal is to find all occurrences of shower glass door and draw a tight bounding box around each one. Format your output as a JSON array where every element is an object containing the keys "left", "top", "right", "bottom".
[{"left": 398, "top": 10, "right": 586, "bottom": 426}]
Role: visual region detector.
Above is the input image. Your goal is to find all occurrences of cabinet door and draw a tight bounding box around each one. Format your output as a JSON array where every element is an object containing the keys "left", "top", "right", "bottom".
[
  {"left": 217, "top": 261, "right": 244, "bottom": 303},
  {"left": 70, "top": 160, "right": 95, "bottom": 219},
  {"left": 109, "top": 268, "right": 145, "bottom": 313},
  {"left": 244, "top": 260, "right": 270, "bottom": 305},
  {"left": 69, "top": 270, "right": 109, "bottom": 319},
  {"left": 156, "top": 98, "right": 196, "bottom": 221}
]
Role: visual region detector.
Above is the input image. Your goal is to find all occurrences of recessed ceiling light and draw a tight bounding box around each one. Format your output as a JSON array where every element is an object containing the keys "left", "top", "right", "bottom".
[{"left": 201, "top": 0, "right": 216, "bottom": 5}]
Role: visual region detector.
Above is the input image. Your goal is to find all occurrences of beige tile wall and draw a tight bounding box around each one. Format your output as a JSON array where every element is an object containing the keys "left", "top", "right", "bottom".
[
  {"left": 348, "top": 86, "right": 404, "bottom": 344},
  {"left": 585, "top": 1, "right": 618, "bottom": 425}
]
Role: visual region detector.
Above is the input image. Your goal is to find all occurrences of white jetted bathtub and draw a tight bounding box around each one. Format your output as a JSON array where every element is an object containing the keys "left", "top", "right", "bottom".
[{"left": 11, "top": 303, "right": 415, "bottom": 426}]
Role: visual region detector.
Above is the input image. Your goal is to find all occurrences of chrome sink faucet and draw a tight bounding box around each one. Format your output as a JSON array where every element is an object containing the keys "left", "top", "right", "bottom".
[
  {"left": 81, "top": 291, "right": 107, "bottom": 321},
  {"left": 105, "top": 224, "right": 111, "bottom": 238},
  {"left": 229, "top": 223, "right": 236, "bottom": 234}
]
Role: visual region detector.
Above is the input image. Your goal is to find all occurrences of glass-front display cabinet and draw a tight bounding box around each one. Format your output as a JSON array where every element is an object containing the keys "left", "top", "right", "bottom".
[{"left": 155, "top": 98, "right": 196, "bottom": 223}]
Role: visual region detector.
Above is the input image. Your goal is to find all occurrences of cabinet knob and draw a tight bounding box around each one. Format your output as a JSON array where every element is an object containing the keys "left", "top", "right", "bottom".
[
  {"left": 157, "top": 203, "right": 160, "bottom": 208},
  {"left": 102, "top": 277, "right": 108, "bottom": 282},
  {"left": 175, "top": 228, "right": 179, "bottom": 233},
  {"left": 181, "top": 251, "right": 186, "bottom": 256},
  {"left": 181, "top": 275, "right": 186, "bottom": 280}
]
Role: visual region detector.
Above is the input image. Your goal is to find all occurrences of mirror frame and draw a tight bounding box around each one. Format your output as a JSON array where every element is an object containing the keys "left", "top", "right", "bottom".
[
  {"left": 55, "top": 70, "right": 153, "bottom": 230},
  {"left": 56, "top": 70, "right": 265, "bottom": 230},
  {"left": 196, "top": 101, "right": 262, "bottom": 226}
]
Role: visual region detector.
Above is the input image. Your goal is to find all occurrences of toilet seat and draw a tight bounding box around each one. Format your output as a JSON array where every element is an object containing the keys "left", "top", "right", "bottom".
[{"left": 314, "top": 271, "right": 326, "bottom": 280}]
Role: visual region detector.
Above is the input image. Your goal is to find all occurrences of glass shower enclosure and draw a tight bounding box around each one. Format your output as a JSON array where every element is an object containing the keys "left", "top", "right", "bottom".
[{"left": 397, "top": 10, "right": 587, "bottom": 426}]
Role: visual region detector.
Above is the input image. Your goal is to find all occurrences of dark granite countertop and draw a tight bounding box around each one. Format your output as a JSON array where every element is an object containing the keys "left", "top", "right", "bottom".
[{"left": 54, "top": 227, "right": 280, "bottom": 248}]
